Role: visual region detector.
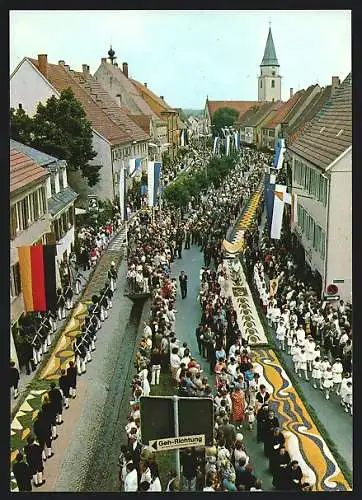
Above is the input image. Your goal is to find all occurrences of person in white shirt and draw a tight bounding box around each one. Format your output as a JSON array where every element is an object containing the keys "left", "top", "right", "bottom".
[
  {"left": 331, "top": 358, "right": 343, "bottom": 395},
  {"left": 342, "top": 381, "right": 352, "bottom": 415},
  {"left": 340, "top": 372, "right": 352, "bottom": 405},
  {"left": 304, "top": 336, "right": 316, "bottom": 373},
  {"left": 124, "top": 462, "right": 138, "bottom": 492},
  {"left": 276, "top": 319, "right": 286, "bottom": 351},
  {"left": 271, "top": 305, "right": 281, "bottom": 330},
  {"left": 138, "top": 368, "right": 150, "bottom": 397},
  {"left": 286, "top": 326, "right": 294, "bottom": 355},
  {"left": 170, "top": 347, "right": 181, "bottom": 380},
  {"left": 297, "top": 348, "right": 308, "bottom": 380},
  {"left": 296, "top": 325, "right": 306, "bottom": 347},
  {"left": 227, "top": 357, "right": 238, "bottom": 379},
  {"left": 323, "top": 366, "right": 334, "bottom": 400},
  {"left": 143, "top": 322, "right": 152, "bottom": 339},
  {"left": 311, "top": 356, "right": 322, "bottom": 389},
  {"left": 291, "top": 341, "right": 301, "bottom": 373}
]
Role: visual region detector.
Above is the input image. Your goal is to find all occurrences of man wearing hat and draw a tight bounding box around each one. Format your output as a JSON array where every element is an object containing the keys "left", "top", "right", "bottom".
[{"left": 108, "top": 261, "right": 118, "bottom": 292}]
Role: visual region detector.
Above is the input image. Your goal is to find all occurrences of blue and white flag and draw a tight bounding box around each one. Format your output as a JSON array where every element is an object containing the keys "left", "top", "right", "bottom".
[
  {"left": 213, "top": 136, "right": 219, "bottom": 155},
  {"left": 129, "top": 157, "right": 143, "bottom": 178},
  {"left": 270, "top": 184, "right": 288, "bottom": 240},
  {"left": 147, "top": 161, "right": 162, "bottom": 207},
  {"left": 234, "top": 132, "right": 240, "bottom": 151},
  {"left": 119, "top": 162, "right": 127, "bottom": 221},
  {"left": 273, "top": 138, "right": 286, "bottom": 169},
  {"left": 226, "top": 135, "right": 231, "bottom": 156}
]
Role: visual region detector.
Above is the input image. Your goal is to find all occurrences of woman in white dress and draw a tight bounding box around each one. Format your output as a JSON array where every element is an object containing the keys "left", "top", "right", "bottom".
[
  {"left": 311, "top": 356, "right": 322, "bottom": 389},
  {"left": 297, "top": 348, "right": 308, "bottom": 380},
  {"left": 138, "top": 368, "right": 150, "bottom": 397},
  {"left": 323, "top": 366, "right": 334, "bottom": 400},
  {"left": 305, "top": 336, "right": 316, "bottom": 373},
  {"left": 286, "top": 327, "right": 294, "bottom": 355},
  {"left": 331, "top": 358, "right": 344, "bottom": 396},
  {"left": 291, "top": 341, "right": 301, "bottom": 374}
]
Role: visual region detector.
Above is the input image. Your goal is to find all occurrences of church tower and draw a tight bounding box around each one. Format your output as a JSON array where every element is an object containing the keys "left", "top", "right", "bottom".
[{"left": 258, "top": 26, "right": 281, "bottom": 102}]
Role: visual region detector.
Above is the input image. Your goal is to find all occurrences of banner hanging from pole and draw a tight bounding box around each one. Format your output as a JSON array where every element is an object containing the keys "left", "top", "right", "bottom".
[
  {"left": 270, "top": 184, "right": 287, "bottom": 240},
  {"left": 119, "top": 162, "right": 127, "bottom": 221},
  {"left": 18, "top": 244, "right": 57, "bottom": 312}
]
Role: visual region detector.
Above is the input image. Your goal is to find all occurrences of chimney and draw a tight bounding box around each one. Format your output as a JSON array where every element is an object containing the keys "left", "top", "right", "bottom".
[
  {"left": 64, "top": 64, "right": 70, "bottom": 70},
  {"left": 144, "top": 82, "right": 147, "bottom": 88},
  {"left": 122, "top": 62, "right": 128, "bottom": 78},
  {"left": 58, "top": 60, "right": 65, "bottom": 66},
  {"left": 114, "top": 62, "right": 118, "bottom": 67},
  {"left": 331, "top": 76, "right": 340, "bottom": 94},
  {"left": 38, "top": 54, "right": 48, "bottom": 78},
  {"left": 101, "top": 57, "right": 107, "bottom": 64},
  {"left": 290, "top": 88, "right": 293, "bottom": 98},
  {"left": 82, "top": 64, "right": 90, "bottom": 75},
  {"left": 160, "top": 96, "right": 164, "bottom": 100}
]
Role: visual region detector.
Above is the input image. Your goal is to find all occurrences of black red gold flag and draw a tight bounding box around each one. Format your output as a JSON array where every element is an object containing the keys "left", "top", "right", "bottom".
[{"left": 18, "top": 244, "right": 57, "bottom": 312}]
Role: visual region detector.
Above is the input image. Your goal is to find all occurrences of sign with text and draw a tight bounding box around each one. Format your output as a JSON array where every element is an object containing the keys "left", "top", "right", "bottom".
[
  {"left": 140, "top": 396, "right": 214, "bottom": 447},
  {"left": 149, "top": 434, "right": 205, "bottom": 452}
]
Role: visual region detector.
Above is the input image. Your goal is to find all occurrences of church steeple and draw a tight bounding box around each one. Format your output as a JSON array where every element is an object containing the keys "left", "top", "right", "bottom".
[
  {"left": 261, "top": 27, "right": 279, "bottom": 67},
  {"left": 258, "top": 24, "right": 281, "bottom": 102}
]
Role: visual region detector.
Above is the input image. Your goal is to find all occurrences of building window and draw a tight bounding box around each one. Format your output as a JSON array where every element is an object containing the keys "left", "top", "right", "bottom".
[
  {"left": 271, "top": 80, "right": 275, "bottom": 88},
  {"left": 10, "top": 263, "right": 22, "bottom": 299},
  {"left": 260, "top": 80, "right": 262, "bottom": 88},
  {"left": 59, "top": 170, "right": 64, "bottom": 190},
  {"left": 10, "top": 205, "right": 17, "bottom": 240},
  {"left": 272, "top": 70, "right": 276, "bottom": 76}
]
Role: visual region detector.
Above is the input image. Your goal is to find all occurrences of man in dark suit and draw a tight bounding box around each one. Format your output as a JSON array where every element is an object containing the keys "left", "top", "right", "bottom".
[
  {"left": 12, "top": 452, "right": 32, "bottom": 491},
  {"left": 179, "top": 271, "right": 188, "bottom": 299}
]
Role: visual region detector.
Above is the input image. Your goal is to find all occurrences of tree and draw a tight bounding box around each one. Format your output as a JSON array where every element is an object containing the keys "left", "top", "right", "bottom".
[
  {"left": 10, "top": 89, "right": 102, "bottom": 187},
  {"left": 211, "top": 107, "right": 239, "bottom": 137},
  {"left": 10, "top": 107, "right": 33, "bottom": 144}
]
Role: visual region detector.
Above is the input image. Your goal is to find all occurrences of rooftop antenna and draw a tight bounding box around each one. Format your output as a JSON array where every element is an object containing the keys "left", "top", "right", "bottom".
[{"left": 269, "top": 18, "right": 272, "bottom": 28}]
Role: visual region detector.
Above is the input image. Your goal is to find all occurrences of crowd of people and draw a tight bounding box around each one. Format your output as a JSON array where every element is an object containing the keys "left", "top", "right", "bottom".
[
  {"left": 118, "top": 146, "right": 312, "bottom": 491},
  {"left": 249, "top": 222, "right": 352, "bottom": 413},
  {"left": 12, "top": 140, "right": 352, "bottom": 492},
  {"left": 11, "top": 258, "right": 120, "bottom": 491},
  {"left": 11, "top": 209, "right": 125, "bottom": 401}
]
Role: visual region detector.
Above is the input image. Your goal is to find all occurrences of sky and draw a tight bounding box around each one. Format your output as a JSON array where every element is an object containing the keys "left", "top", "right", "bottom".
[{"left": 10, "top": 10, "right": 351, "bottom": 109}]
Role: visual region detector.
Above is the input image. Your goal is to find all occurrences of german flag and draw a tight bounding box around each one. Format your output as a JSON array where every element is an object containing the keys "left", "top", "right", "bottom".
[{"left": 18, "top": 244, "right": 57, "bottom": 312}]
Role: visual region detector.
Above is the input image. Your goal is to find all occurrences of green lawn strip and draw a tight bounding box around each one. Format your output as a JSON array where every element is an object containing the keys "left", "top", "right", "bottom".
[{"left": 241, "top": 259, "right": 353, "bottom": 487}]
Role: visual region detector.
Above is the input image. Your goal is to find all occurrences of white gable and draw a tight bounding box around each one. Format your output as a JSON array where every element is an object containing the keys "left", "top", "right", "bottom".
[{"left": 10, "top": 58, "right": 58, "bottom": 117}]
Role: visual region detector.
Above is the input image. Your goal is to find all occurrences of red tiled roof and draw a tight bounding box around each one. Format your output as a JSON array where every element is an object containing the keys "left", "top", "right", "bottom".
[
  {"left": 28, "top": 58, "right": 132, "bottom": 146},
  {"left": 207, "top": 100, "right": 260, "bottom": 120},
  {"left": 10, "top": 148, "right": 49, "bottom": 193},
  {"left": 100, "top": 62, "right": 159, "bottom": 118},
  {"left": 289, "top": 73, "right": 351, "bottom": 170},
  {"left": 241, "top": 101, "right": 284, "bottom": 128},
  {"left": 128, "top": 114, "right": 152, "bottom": 134},
  {"left": 263, "top": 91, "right": 304, "bottom": 129},
  {"left": 287, "top": 86, "right": 332, "bottom": 144},
  {"left": 70, "top": 70, "right": 150, "bottom": 142},
  {"left": 131, "top": 79, "right": 175, "bottom": 115}
]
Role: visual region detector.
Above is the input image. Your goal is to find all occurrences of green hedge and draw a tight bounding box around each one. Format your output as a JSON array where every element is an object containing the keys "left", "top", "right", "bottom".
[{"left": 163, "top": 154, "right": 238, "bottom": 209}]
